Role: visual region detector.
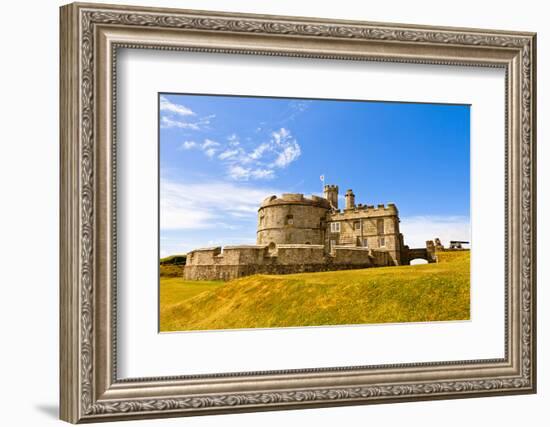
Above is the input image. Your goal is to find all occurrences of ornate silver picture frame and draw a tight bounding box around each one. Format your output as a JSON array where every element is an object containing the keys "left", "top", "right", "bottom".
[{"left": 60, "top": 2, "right": 536, "bottom": 423}]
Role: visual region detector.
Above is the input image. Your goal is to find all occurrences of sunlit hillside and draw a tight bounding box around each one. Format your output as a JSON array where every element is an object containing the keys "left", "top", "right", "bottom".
[{"left": 160, "top": 250, "right": 470, "bottom": 332}]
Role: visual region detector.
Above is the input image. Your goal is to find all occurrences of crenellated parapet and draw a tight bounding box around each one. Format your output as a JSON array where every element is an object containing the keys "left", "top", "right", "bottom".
[
  {"left": 184, "top": 242, "right": 395, "bottom": 281},
  {"left": 260, "top": 193, "right": 331, "bottom": 209},
  {"left": 329, "top": 202, "right": 398, "bottom": 218}
]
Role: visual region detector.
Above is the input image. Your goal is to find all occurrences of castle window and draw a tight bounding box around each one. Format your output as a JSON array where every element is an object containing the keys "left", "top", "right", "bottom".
[
  {"left": 285, "top": 214, "right": 294, "bottom": 225},
  {"left": 354, "top": 221, "right": 361, "bottom": 230},
  {"left": 363, "top": 238, "right": 368, "bottom": 248},
  {"left": 330, "top": 222, "right": 340, "bottom": 233},
  {"left": 379, "top": 237, "right": 386, "bottom": 247},
  {"left": 377, "top": 218, "right": 385, "bottom": 234}
]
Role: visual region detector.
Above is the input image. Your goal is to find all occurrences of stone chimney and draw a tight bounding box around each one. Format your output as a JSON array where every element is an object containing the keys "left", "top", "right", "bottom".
[
  {"left": 345, "top": 189, "right": 355, "bottom": 210},
  {"left": 323, "top": 184, "right": 339, "bottom": 209}
]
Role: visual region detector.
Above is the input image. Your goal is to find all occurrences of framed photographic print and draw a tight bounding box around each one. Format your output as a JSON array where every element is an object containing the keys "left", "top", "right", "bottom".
[{"left": 60, "top": 2, "right": 537, "bottom": 423}]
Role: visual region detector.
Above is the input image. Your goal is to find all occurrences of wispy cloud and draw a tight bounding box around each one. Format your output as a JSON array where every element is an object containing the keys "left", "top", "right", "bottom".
[
  {"left": 159, "top": 96, "right": 215, "bottom": 131},
  {"left": 204, "top": 148, "right": 217, "bottom": 158},
  {"left": 400, "top": 215, "right": 471, "bottom": 248},
  {"left": 227, "top": 133, "right": 240, "bottom": 146},
  {"left": 179, "top": 138, "right": 221, "bottom": 158},
  {"left": 218, "top": 149, "right": 240, "bottom": 160},
  {"left": 178, "top": 127, "right": 302, "bottom": 181},
  {"left": 160, "top": 180, "right": 283, "bottom": 231},
  {"left": 249, "top": 143, "right": 270, "bottom": 160},
  {"left": 222, "top": 128, "right": 301, "bottom": 180},
  {"left": 269, "top": 128, "right": 302, "bottom": 168},
  {"left": 180, "top": 141, "right": 197, "bottom": 150},
  {"left": 281, "top": 100, "right": 311, "bottom": 122},
  {"left": 161, "top": 116, "right": 201, "bottom": 130},
  {"left": 202, "top": 139, "right": 220, "bottom": 149},
  {"left": 160, "top": 96, "right": 195, "bottom": 117},
  {"left": 227, "top": 165, "right": 275, "bottom": 180},
  {"left": 161, "top": 94, "right": 303, "bottom": 181}
]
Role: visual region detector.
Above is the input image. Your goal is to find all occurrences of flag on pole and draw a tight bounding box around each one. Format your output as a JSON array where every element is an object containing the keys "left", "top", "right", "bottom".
[{"left": 320, "top": 174, "right": 325, "bottom": 182}]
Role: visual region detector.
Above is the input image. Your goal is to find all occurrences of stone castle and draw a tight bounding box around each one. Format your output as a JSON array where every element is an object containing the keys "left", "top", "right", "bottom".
[{"left": 184, "top": 184, "right": 437, "bottom": 281}]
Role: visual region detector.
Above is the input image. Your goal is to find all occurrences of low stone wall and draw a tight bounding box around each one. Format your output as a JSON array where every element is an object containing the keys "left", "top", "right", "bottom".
[
  {"left": 369, "top": 249, "right": 393, "bottom": 266},
  {"left": 275, "top": 244, "right": 326, "bottom": 264},
  {"left": 183, "top": 243, "right": 396, "bottom": 281},
  {"left": 184, "top": 262, "right": 375, "bottom": 281}
]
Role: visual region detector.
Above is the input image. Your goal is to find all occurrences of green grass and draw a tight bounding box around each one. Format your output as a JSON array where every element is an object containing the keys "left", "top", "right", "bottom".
[
  {"left": 159, "top": 254, "right": 187, "bottom": 277},
  {"left": 160, "top": 254, "right": 186, "bottom": 265},
  {"left": 160, "top": 277, "right": 226, "bottom": 328},
  {"left": 159, "top": 250, "right": 470, "bottom": 332},
  {"left": 159, "top": 263, "right": 185, "bottom": 278}
]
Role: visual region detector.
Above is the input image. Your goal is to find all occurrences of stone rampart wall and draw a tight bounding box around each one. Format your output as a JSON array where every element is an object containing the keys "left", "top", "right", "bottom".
[{"left": 183, "top": 244, "right": 394, "bottom": 281}]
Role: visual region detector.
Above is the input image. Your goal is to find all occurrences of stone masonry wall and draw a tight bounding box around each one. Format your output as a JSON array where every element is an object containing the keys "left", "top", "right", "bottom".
[
  {"left": 183, "top": 244, "right": 394, "bottom": 281},
  {"left": 326, "top": 204, "right": 403, "bottom": 265},
  {"left": 256, "top": 194, "right": 330, "bottom": 246}
]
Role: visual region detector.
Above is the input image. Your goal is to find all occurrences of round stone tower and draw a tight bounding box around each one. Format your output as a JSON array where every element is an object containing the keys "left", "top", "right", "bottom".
[{"left": 257, "top": 193, "right": 331, "bottom": 247}]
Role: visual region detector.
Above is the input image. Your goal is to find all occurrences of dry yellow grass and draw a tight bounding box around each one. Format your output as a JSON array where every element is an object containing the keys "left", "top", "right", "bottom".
[{"left": 159, "top": 250, "right": 470, "bottom": 332}]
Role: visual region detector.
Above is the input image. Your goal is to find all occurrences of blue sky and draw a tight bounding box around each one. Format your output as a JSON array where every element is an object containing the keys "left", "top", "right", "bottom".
[{"left": 159, "top": 93, "right": 470, "bottom": 257}]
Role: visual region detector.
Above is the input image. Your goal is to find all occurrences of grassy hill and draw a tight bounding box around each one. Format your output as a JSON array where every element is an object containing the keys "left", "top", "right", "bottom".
[
  {"left": 159, "top": 254, "right": 186, "bottom": 278},
  {"left": 160, "top": 250, "right": 470, "bottom": 332}
]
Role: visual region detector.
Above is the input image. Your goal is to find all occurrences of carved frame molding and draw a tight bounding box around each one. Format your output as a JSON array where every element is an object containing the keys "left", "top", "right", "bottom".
[{"left": 60, "top": 2, "right": 536, "bottom": 423}]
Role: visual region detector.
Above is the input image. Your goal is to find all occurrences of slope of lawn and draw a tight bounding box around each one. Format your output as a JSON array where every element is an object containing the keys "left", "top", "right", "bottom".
[
  {"left": 160, "top": 250, "right": 470, "bottom": 332},
  {"left": 159, "top": 254, "right": 186, "bottom": 278}
]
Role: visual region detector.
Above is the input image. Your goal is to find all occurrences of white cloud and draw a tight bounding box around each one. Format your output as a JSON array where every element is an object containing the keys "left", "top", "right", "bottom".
[
  {"left": 273, "top": 142, "right": 301, "bottom": 168},
  {"left": 227, "top": 165, "right": 251, "bottom": 180},
  {"left": 160, "top": 180, "right": 282, "bottom": 230},
  {"left": 218, "top": 128, "right": 301, "bottom": 179},
  {"left": 249, "top": 143, "right": 270, "bottom": 160},
  {"left": 180, "top": 141, "right": 197, "bottom": 150},
  {"left": 227, "top": 133, "right": 240, "bottom": 146},
  {"left": 202, "top": 139, "right": 220, "bottom": 158},
  {"left": 201, "top": 114, "right": 216, "bottom": 124},
  {"left": 283, "top": 100, "right": 311, "bottom": 122},
  {"left": 272, "top": 127, "right": 291, "bottom": 145},
  {"left": 173, "top": 121, "right": 301, "bottom": 181},
  {"left": 160, "top": 96, "right": 214, "bottom": 131},
  {"left": 204, "top": 148, "right": 217, "bottom": 158},
  {"left": 268, "top": 128, "right": 302, "bottom": 168},
  {"left": 251, "top": 168, "right": 275, "bottom": 179},
  {"left": 400, "top": 215, "right": 471, "bottom": 249},
  {"left": 218, "top": 149, "right": 240, "bottom": 160},
  {"left": 160, "top": 96, "right": 195, "bottom": 116},
  {"left": 202, "top": 139, "right": 220, "bottom": 149},
  {"left": 227, "top": 165, "right": 275, "bottom": 181},
  {"left": 160, "top": 116, "right": 200, "bottom": 130},
  {"left": 178, "top": 139, "right": 220, "bottom": 157}
]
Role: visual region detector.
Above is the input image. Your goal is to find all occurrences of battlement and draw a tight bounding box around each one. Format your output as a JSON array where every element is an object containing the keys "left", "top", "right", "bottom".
[
  {"left": 184, "top": 242, "right": 398, "bottom": 280},
  {"left": 259, "top": 193, "right": 331, "bottom": 209},
  {"left": 187, "top": 246, "right": 222, "bottom": 253},
  {"left": 324, "top": 184, "right": 338, "bottom": 191},
  {"left": 330, "top": 203, "right": 398, "bottom": 217}
]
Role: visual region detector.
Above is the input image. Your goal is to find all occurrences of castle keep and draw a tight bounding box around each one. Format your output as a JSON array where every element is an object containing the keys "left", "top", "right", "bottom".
[{"left": 184, "top": 185, "right": 435, "bottom": 281}]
